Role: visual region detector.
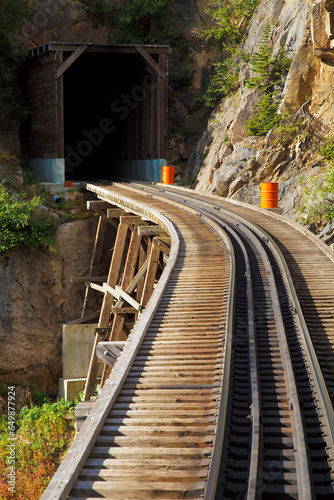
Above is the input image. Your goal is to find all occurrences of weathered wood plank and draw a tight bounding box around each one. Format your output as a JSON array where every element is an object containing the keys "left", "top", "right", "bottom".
[
  {"left": 141, "top": 244, "right": 161, "bottom": 308},
  {"left": 66, "top": 310, "right": 100, "bottom": 325},
  {"left": 83, "top": 222, "right": 129, "bottom": 401},
  {"left": 107, "top": 208, "right": 125, "bottom": 218},
  {"left": 135, "top": 46, "right": 166, "bottom": 80},
  {"left": 57, "top": 44, "right": 88, "bottom": 78},
  {"left": 153, "top": 236, "right": 171, "bottom": 254},
  {"left": 100, "top": 220, "right": 143, "bottom": 386},
  {"left": 96, "top": 343, "right": 124, "bottom": 367},
  {"left": 138, "top": 225, "right": 166, "bottom": 235},
  {"left": 115, "top": 286, "right": 141, "bottom": 311}
]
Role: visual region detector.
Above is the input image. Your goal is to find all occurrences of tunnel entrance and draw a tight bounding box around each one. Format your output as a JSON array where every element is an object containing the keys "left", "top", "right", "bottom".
[{"left": 26, "top": 43, "right": 170, "bottom": 185}]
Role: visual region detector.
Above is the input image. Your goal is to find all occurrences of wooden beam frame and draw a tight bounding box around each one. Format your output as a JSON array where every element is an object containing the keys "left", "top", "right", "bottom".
[
  {"left": 153, "top": 236, "right": 171, "bottom": 254},
  {"left": 81, "top": 215, "right": 107, "bottom": 318},
  {"left": 96, "top": 342, "right": 125, "bottom": 367},
  {"left": 135, "top": 46, "right": 166, "bottom": 80},
  {"left": 37, "top": 188, "right": 179, "bottom": 500},
  {"left": 141, "top": 243, "right": 161, "bottom": 308},
  {"left": 30, "top": 42, "right": 172, "bottom": 59},
  {"left": 107, "top": 208, "right": 126, "bottom": 218},
  {"left": 66, "top": 310, "right": 100, "bottom": 325},
  {"left": 87, "top": 201, "right": 114, "bottom": 210},
  {"left": 112, "top": 306, "right": 136, "bottom": 314},
  {"left": 100, "top": 283, "right": 141, "bottom": 311},
  {"left": 83, "top": 221, "right": 129, "bottom": 401},
  {"left": 57, "top": 44, "right": 89, "bottom": 79},
  {"left": 138, "top": 225, "right": 166, "bottom": 236},
  {"left": 56, "top": 51, "right": 64, "bottom": 158},
  {"left": 100, "top": 220, "right": 142, "bottom": 386}
]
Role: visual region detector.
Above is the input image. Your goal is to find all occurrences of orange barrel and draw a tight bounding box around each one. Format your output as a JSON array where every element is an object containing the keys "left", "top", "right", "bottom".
[
  {"left": 162, "top": 165, "right": 175, "bottom": 184},
  {"left": 260, "top": 182, "right": 279, "bottom": 209}
]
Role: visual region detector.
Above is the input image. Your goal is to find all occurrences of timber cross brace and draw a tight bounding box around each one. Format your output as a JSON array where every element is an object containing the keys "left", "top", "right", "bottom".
[{"left": 69, "top": 199, "right": 171, "bottom": 401}]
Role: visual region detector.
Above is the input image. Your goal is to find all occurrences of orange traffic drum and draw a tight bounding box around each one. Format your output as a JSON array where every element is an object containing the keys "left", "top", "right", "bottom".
[
  {"left": 260, "top": 182, "right": 279, "bottom": 209},
  {"left": 162, "top": 166, "right": 175, "bottom": 184}
]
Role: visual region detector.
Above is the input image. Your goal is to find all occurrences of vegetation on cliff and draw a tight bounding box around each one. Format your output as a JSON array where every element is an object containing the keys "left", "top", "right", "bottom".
[
  {"left": 0, "top": 150, "right": 92, "bottom": 255},
  {"left": 298, "top": 139, "right": 334, "bottom": 227},
  {"left": 202, "top": 0, "right": 259, "bottom": 107},
  {"left": 0, "top": 0, "right": 30, "bottom": 115},
  {"left": 245, "top": 24, "right": 292, "bottom": 135},
  {"left": 0, "top": 389, "right": 75, "bottom": 500},
  {"left": 0, "top": 182, "right": 58, "bottom": 254},
  {"left": 82, "top": 0, "right": 181, "bottom": 44}
]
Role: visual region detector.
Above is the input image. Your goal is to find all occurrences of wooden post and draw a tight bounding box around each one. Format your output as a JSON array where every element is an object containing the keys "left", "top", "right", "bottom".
[
  {"left": 57, "top": 51, "right": 64, "bottom": 160},
  {"left": 159, "top": 53, "right": 167, "bottom": 159},
  {"left": 98, "top": 221, "right": 129, "bottom": 327},
  {"left": 81, "top": 216, "right": 107, "bottom": 318},
  {"left": 100, "top": 220, "right": 142, "bottom": 387},
  {"left": 136, "top": 244, "right": 146, "bottom": 305},
  {"left": 141, "top": 241, "right": 161, "bottom": 308},
  {"left": 83, "top": 220, "right": 128, "bottom": 401},
  {"left": 150, "top": 72, "right": 155, "bottom": 159}
]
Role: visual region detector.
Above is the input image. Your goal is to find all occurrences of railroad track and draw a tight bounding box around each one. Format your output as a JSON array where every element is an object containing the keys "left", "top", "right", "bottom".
[{"left": 41, "top": 182, "right": 334, "bottom": 499}]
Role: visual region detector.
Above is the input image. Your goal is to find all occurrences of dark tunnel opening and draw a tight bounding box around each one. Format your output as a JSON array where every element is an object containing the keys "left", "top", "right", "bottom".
[
  {"left": 64, "top": 52, "right": 151, "bottom": 181},
  {"left": 26, "top": 43, "right": 168, "bottom": 185}
]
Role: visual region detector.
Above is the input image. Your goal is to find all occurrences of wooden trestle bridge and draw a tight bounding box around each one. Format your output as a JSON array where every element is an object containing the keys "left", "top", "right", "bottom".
[{"left": 41, "top": 182, "right": 334, "bottom": 500}]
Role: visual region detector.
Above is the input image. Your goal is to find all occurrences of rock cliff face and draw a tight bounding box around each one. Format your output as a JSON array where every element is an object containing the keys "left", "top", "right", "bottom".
[
  {"left": 0, "top": 218, "right": 99, "bottom": 395},
  {"left": 192, "top": 0, "right": 334, "bottom": 227},
  {"left": 1, "top": 0, "right": 213, "bottom": 396},
  {"left": 2, "top": 0, "right": 334, "bottom": 395},
  {"left": 23, "top": 0, "right": 108, "bottom": 46}
]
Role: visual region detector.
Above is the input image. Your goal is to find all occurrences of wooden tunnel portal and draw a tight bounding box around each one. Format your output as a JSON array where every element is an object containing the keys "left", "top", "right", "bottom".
[{"left": 26, "top": 43, "right": 171, "bottom": 184}]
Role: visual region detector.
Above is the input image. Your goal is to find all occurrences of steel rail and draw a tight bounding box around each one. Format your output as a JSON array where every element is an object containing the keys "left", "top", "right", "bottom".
[
  {"left": 147, "top": 181, "right": 334, "bottom": 265},
  {"left": 42, "top": 179, "right": 334, "bottom": 499},
  {"left": 86, "top": 183, "right": 238, "bottom": 500},
  {"left": 128, "top": 183, "right": 334, "bottom": 467},
  {"left": 41, "top": 184, "right": 237, "bottom": 500},
  {"left": 211, "top": 220, "right": 261, "bottom": 500},
  {"left": 195, "top": 215, "right": 235, "bottom": 500},
  {"left": 99, "top": 187, "right": 238, "bottom": 500},
  {"left": 204, "top": 207, "right": 313, "bottom": 500},
  {"left": 220, "top": 206, "right": 334, "bottom": 468},
  {"left": 115, "top": 182, "right": 318, "bottom": 498}
]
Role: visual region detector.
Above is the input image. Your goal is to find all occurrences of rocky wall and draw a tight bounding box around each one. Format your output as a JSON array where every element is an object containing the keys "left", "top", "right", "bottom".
[
  {"left": 0, "top": 217, "right": 100, "bottom": 395},
  {"left": 192, "top": 0, "right": 334, "bottom": 230}
]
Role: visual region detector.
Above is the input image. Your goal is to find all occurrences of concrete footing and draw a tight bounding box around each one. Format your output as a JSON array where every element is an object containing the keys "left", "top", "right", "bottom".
[{"left": 58, "top": 324, "right": 102, "bottom": 401}]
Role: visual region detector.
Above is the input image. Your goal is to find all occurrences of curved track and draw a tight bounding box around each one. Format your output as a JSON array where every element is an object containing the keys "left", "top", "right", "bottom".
[{"left": 41, "top": 182, "right": 334, "bottom": 500}]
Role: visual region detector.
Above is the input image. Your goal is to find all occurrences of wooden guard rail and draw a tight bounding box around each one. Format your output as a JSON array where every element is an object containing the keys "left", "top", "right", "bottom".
[{"left": 40, "top": 187, "right": 179, "bottom": 500}]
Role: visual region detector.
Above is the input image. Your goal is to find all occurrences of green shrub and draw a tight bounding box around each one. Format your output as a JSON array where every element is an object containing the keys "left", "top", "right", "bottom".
[
  {"left": 0, "top": 0, "right": 31, "bottom": 116},
  {"left": 82, "top": 0, "right": 180, "bottom": 45},
  {"left": 272, "top": 113, "right": 309, "bottom": 145},
  {"left": 0, "top": 397, "right": 75, "bottom": 499},
  {"left": 203, "top": 51, "right": 248, "bottom": 107},
  {"left": 0, "top": 183, "right": 58, "bottom": 254},
  {"left": 245, "top": 24, "right": 292, "bottom": 136},
  {"left": 203, "top": 0, "right": 260, "bottom": 48},
  {"left": 318, "top": 137, "right": 334, "bottom": 161},
  {"left": 202, "top": 0, "right": 259, "bottom": 107},
  {"left": 298, "top": 138, "right": 334, "bottom": 226},
  {"left": 246, "top": 92, "right": 282, "bottom": 135},
  {"left": 21, "top": 161, "right": 38, "bottom": 185}
]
